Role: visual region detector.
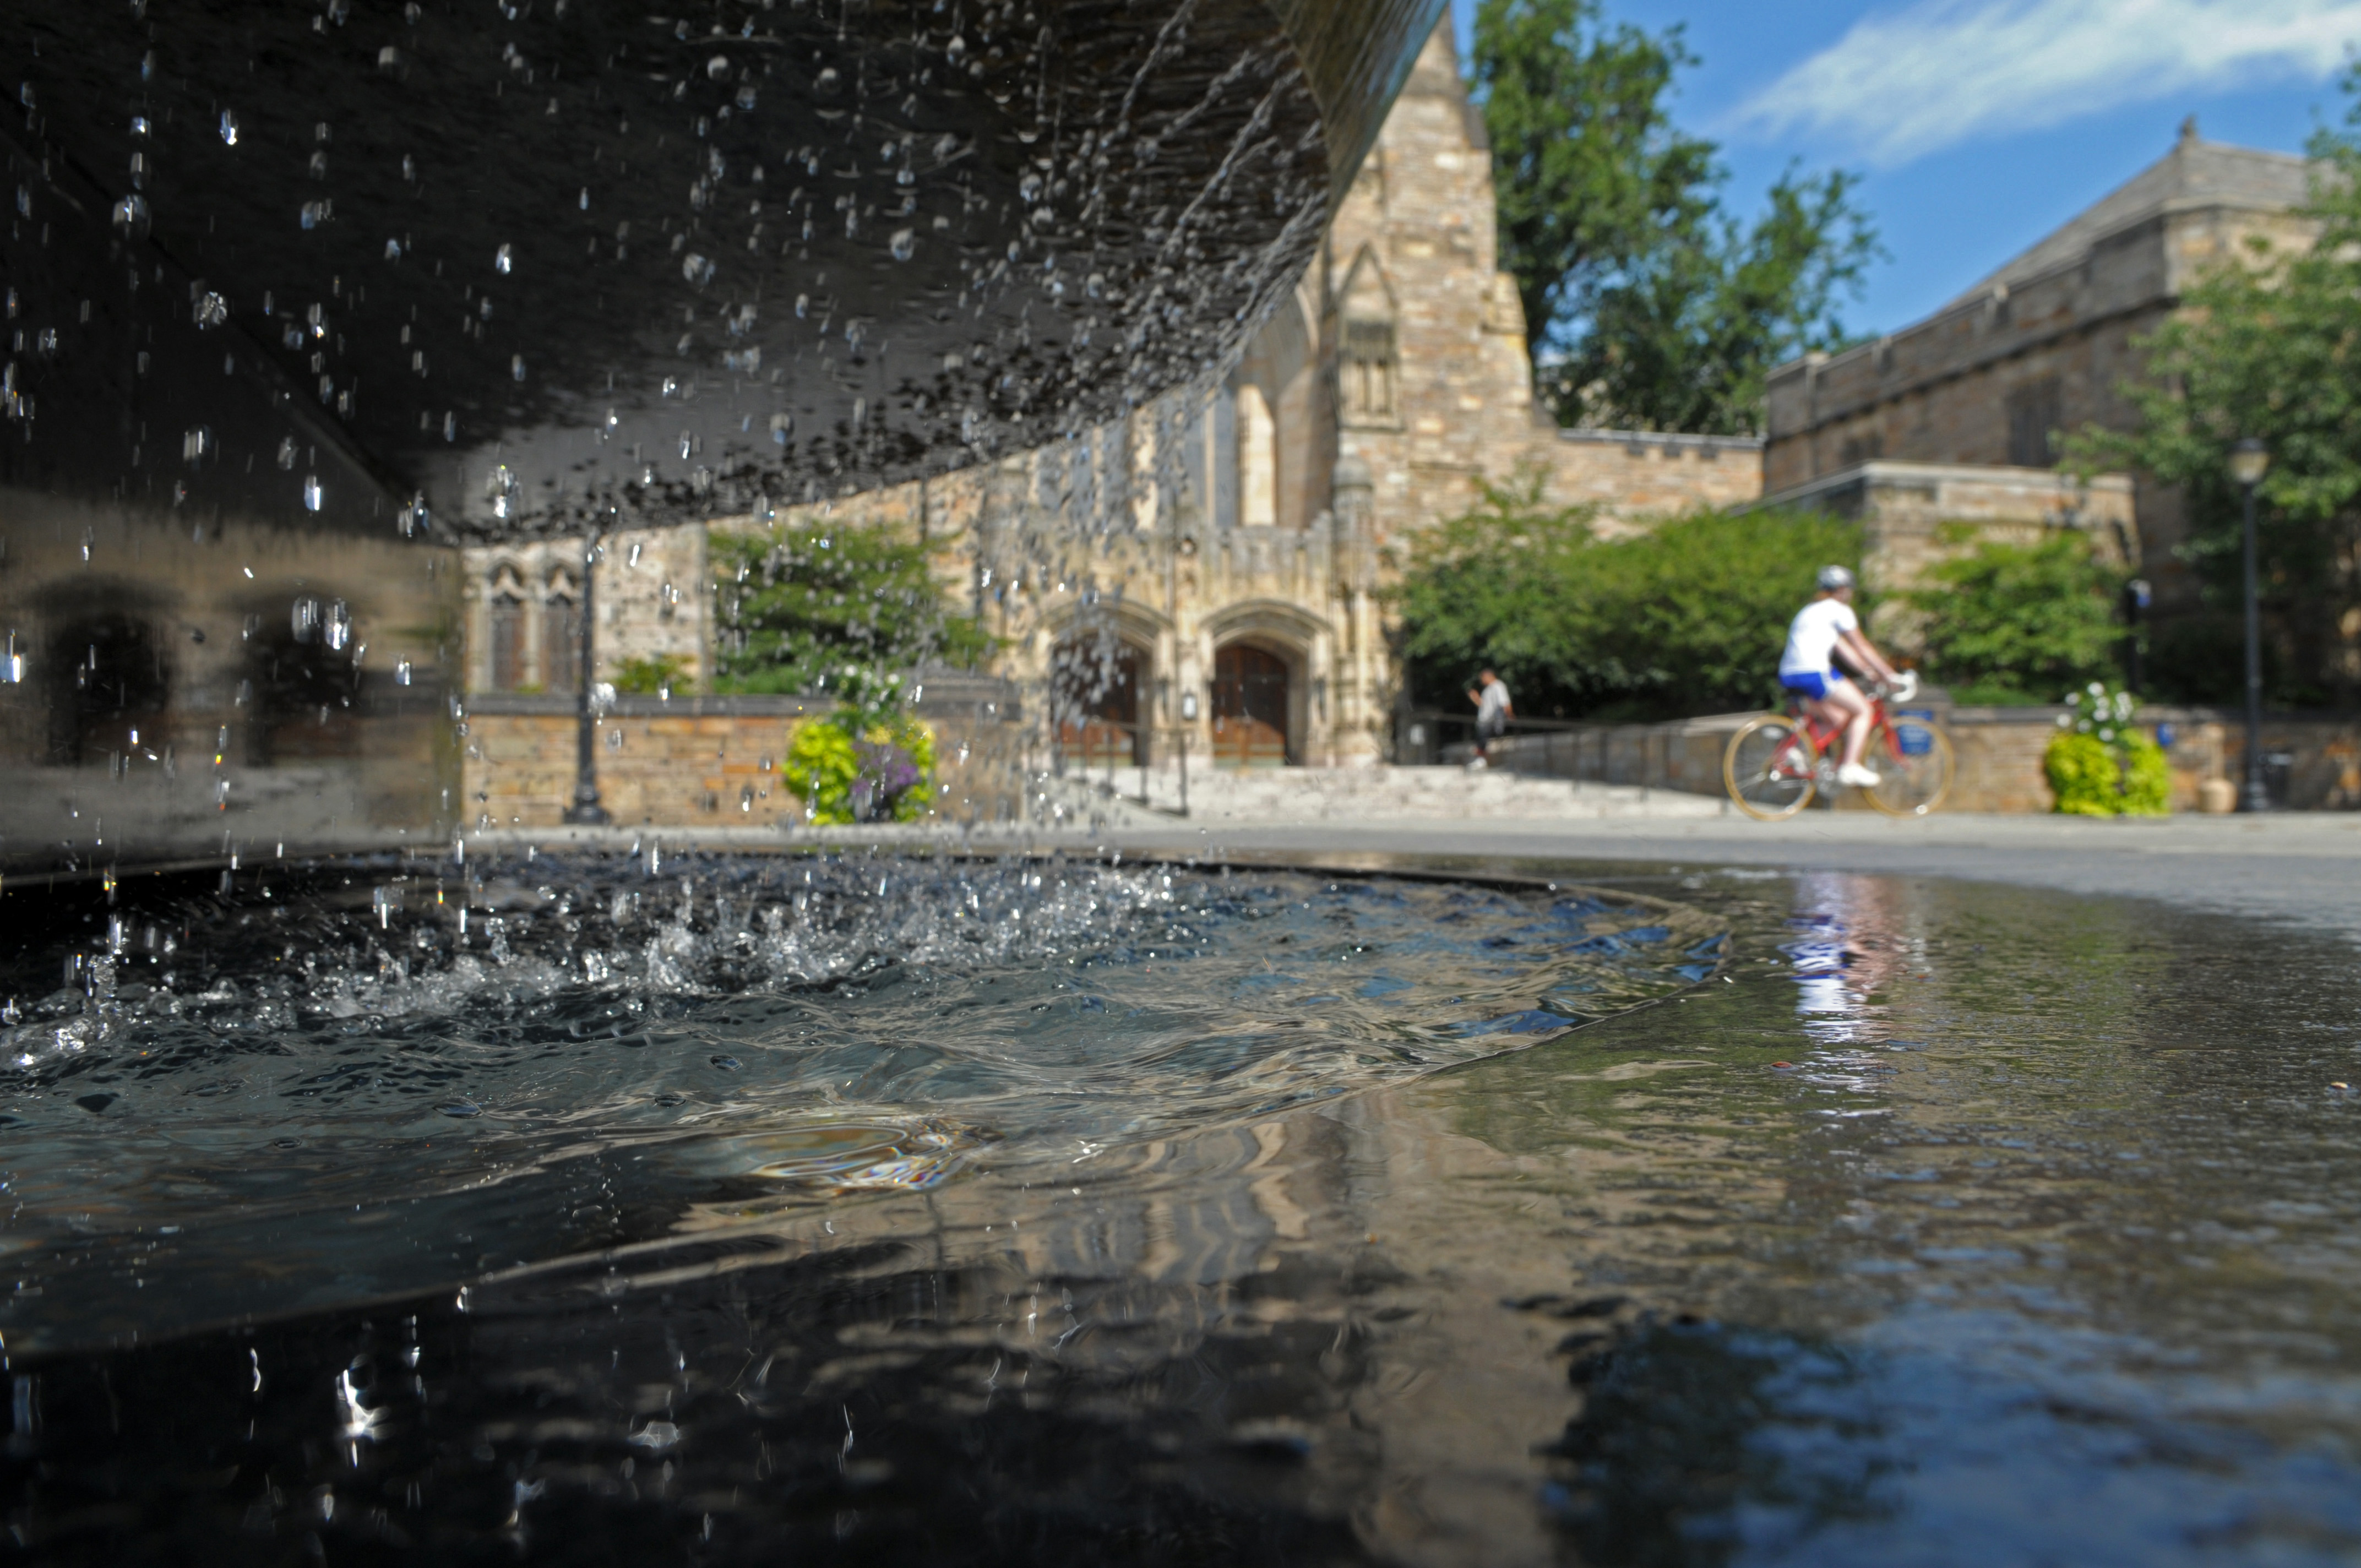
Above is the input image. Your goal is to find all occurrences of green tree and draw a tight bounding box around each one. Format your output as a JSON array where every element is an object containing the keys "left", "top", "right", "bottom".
[
  {"left": 2071, "top": 74, "right": 2361, "bottom": 705},
  {"left": 709, "top": 523, "right": 993, "bottom": 701},
  {"left": 1393, "top": 475, "right": 1862, "bottom": 721},
  {"left": 1905, "top": 528, "right": 2125, "bottom": 705},
  {"left": 1474, "top": 0, "right": 1880, "bottom": 434},
  {"left": 1558, "top": 167, "right": 1881, "bottom": 434}
]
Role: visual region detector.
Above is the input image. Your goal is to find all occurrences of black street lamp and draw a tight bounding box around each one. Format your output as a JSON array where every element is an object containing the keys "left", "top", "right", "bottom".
[
  {"left": 2229, "top": 437, "right": 2272, "bottom": 813},
  {"left": 562, "top": 529, "right": 612, "bottom": 826}
]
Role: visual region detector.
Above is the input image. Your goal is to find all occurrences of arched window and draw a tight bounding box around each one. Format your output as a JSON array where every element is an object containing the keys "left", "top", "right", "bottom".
[
  {"left": 486, "top": 564, "right": 527, "bottom": 692},
  {"left": 1236, "top": 382, "right": 1276, "bottom": 527},
  {"left": 542, "top": 570, "right": 580, "bottom": 693},
  {"left": 1335, "top": 246, "right": 1399, "bottom": 427}
]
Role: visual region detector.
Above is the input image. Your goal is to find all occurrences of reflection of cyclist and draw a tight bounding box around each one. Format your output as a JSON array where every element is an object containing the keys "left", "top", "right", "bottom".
[{"left": 1780, "top": 566, "right": 1911, "bottom": 788}]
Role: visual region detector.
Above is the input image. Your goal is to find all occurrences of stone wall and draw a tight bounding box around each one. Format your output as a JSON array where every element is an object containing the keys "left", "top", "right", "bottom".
[
  {"left": 1474, "top": 704, "right": 2361, "bottom": 813},
  {"left": 1759, "top": 461, "right": 2139, "bottom": 645},
  {"left": 460, "top": 684, "right": 1026, "bottom": 829}
]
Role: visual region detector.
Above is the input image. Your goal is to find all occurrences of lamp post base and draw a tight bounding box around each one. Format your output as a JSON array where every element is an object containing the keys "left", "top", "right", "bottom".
[
  {"left": 2239, "top": 774, "right": 2275, "bottom": 813},
  {"left": 563, "top": 799, "right": 611, "bottom": 826}
]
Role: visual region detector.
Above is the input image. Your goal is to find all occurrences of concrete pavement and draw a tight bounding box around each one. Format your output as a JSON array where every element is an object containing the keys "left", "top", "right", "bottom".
[{"left": 1080, "top": 812, "right": 2361, "bottom": 938}]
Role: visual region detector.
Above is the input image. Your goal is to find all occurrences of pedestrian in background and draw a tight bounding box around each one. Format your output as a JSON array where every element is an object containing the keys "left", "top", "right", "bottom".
[{"left": 1467, "top": 669, "right": 1512, "bottom": 768}]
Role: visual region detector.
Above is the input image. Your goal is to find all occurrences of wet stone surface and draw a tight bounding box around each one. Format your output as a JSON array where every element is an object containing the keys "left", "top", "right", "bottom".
[{"left": 2, "top": 857, "right": 2360, "bottom": 1564}]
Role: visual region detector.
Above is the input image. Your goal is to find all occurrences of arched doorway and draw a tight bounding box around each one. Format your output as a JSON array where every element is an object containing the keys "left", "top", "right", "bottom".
[
  {"left": 1052, "top": 636, "right": 1145, "bottom": 767},
  {"left": 1211, "top": 643, "right": 1290, "bottom": 767}
]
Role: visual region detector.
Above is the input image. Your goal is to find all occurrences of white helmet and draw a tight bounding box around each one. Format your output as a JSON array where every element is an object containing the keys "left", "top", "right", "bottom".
[{"left": 1817, "top": 565, "right": 1856, "bottom": 592}]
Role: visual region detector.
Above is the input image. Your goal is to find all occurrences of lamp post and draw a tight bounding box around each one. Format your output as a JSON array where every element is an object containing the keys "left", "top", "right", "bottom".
[
  {"left": 2229, "top": 438, "right": 2272, "bottom": 813},
  {"left": 1178, "top": 688, "right": 1197, "bottom": 818},
  {"left": 562, "top": 527, "right": 611, "bottom": 826}
]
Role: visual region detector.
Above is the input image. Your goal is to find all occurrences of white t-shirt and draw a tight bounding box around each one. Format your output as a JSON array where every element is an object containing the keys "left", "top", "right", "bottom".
[
  {"left": 1476, "top": 681, "right": 1511, "bottom": 725},
  {"left": 1780, "top": 598, "right": 1859, "bottom": 677}
]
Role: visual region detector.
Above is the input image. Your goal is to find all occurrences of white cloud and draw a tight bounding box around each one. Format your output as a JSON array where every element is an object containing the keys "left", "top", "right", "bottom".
[{"left": 1731, "top": 0, "right": 2361, "bottom": 166}]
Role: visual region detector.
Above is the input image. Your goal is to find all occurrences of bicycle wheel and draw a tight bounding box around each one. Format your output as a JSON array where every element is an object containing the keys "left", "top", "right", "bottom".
[
  {"left": 1724, "top": 715, "right": 1820, "bottom": 820},
  {"left": 1864, "top": 719, "right": 1955, "bottom": 816}
]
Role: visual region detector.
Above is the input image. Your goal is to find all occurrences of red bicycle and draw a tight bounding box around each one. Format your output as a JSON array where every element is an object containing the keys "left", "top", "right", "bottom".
[{"left": 1722, "top": 678, "right": 1955, "bottom": 820}]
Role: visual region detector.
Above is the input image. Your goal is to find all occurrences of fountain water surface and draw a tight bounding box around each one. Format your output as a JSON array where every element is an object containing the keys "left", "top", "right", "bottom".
[{"left": 0, "top": 853, "right": 1721, "bottom": 1350}]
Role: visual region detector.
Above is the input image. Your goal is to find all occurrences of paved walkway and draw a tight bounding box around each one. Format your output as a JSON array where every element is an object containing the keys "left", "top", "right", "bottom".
[
  {"left": 1081, "top": 812, "right": 2361, "bottom": 939},
  {"left": 471, "top": 809, "right": 2361, "bottom": 940}
]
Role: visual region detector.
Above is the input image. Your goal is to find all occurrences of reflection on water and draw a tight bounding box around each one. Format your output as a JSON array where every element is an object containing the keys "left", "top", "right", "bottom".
[{"left": 6, "top": 861, "right": 2361, "bottom": 1565}]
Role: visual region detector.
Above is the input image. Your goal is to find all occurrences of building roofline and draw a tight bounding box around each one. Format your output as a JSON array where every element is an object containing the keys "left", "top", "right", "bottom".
[
  {"left": 1759, "top": 459, "right": 2134, "bottom": 511},
  {"left": 1556, "top": 427, "right": 1762, "bottom": 452},
  {"left": 1765, "top": 138, "right": 2319, "bottom": 396}
]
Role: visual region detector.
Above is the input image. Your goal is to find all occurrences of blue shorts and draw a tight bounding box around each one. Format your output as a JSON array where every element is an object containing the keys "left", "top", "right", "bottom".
[{"left": 1780, "top": 670, "right": 1846, "bottom": 700}]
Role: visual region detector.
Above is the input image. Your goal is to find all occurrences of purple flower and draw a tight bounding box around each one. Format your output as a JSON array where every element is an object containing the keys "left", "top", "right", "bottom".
[{"left": 853, "top": 741, "right": 921, "bottom": 817}]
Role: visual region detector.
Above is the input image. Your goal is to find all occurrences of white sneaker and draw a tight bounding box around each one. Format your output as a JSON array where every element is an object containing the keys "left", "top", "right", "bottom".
[{"left": 1836, "top": 762, "right": 1882, "bottom": 788}]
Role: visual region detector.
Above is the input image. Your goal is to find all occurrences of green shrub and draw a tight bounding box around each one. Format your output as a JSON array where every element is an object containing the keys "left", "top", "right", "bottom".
[
  {"left": 1394, "top": 475, "right": 1863, "bottom": 720},
  {"left": 2120, "top": 732, "right": 2172, "bottom": 815},
  {"left": 2044, "top": 732, "right": 2121, "bottom": 816},
  {"left": 2043, "top": 681, "right": 2169, "bottom": 815},
  {"left": 609, "top": 652, "right": 692, "bottom": 695},
  {"left": 710, "top": 523, "right": 993, "bottom": 696},
  {"left": 784, "top": 712, "right": 937, "bottom": 825},
  {"left": 1906, "top": 526, "right": 2123, "bottom": 703}
]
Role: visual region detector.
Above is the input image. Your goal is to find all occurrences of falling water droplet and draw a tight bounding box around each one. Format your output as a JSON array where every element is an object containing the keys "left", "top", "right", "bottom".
[
  {"left": 706, "top": 55, "right": 731, "bottom": 79},
  {"left": 814, "top": 66, "right": 840, "bottom": 95},
  {"left": 682, "top": 253, "right": 715, "bottom": 287},
  {"left": 495, "top": 243, "right": 513, "bottom": 274},
  {"left": 140, "top": 50, "right": 156, "bottom": 83},
  {"left": 193, "top": 291, "right": 228, "bottom": 328},
  {"left": 890, "top": 228, "right": 916, "bottom": 262},
  {"left": 110, "top": 194, "right": 151, "bottom": 241},
  {"left": 512, "top": 355, "right": 526, "bottom": 382},
  {"left": 383, "top": 238, "right": 402, "bottom": 261},
  {"left": 443, "top": 411, "right": 457, "bottom": 442},
  {"left": 276, "top": 438, "right": 297, "bottom": 471},
  {"left": 219, "top": 110, "right": 238, "bottom": 145},
  {"left": 182, "top": 426, "right": 214, "bottom": 464},
  {"left": 578, "top": 187, "right": 589, "bottom": 211},
  {"left": 302, "top": 475, "right": 323, "bottom": 512}
]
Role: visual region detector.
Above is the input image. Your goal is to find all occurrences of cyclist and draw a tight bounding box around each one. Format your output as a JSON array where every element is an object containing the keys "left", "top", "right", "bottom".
[{"left": 1780, "top": 566, "right": 1912, "bottom": 788}]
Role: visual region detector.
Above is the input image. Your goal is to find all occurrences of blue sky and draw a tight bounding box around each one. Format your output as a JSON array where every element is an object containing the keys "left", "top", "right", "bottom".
[{"left": 1448, "top": 0, "right": 2346, "bottom": 330}]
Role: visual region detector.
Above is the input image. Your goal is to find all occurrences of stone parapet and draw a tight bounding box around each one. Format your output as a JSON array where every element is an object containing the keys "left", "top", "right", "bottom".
[
  {"left": 1760, "top": 460, "right": 2139, "bottom": 608},
  {"left": 459, "top": 689, "right": 1027, "bottom": 830}
]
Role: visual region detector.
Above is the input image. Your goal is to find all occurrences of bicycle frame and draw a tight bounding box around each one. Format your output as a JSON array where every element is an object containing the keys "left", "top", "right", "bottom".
[{"left": 1787, "top": 690, "right": 1914, "bottom": 768}]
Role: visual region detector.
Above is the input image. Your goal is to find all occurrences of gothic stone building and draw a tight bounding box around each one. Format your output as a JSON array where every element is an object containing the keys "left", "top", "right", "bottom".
[{"left": 1762, "top": 124, "right": 2315, "bottom": 616}]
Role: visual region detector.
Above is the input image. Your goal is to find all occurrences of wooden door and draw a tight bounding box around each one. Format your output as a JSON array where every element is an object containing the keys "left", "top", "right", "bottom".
[
  {"left": 1211, "top": 644, "right": 1289, "bottom": 767},
  {"left": 1053, "top": 640, "right": 1143, "bottom": 766}
]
